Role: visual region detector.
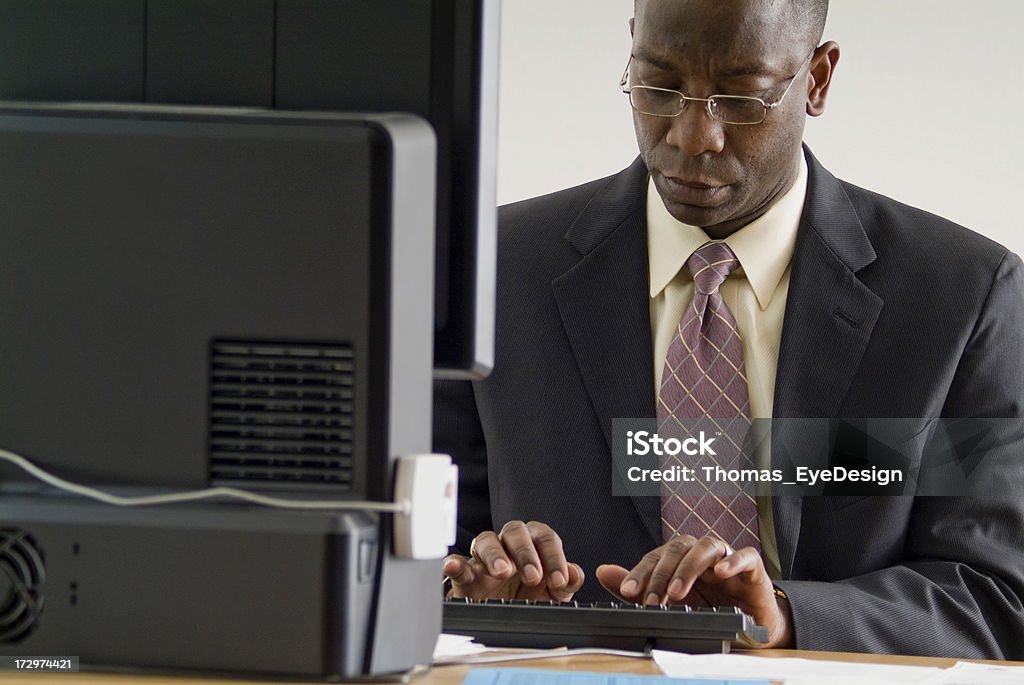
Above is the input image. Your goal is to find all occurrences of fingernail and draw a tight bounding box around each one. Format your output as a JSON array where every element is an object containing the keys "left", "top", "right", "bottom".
[
  {"left": 443, "top": 559, "right": 458, "bottom": 573},
  {"left": 645, "top": 592, "right": 661, "bottom": 605},
  {"left": 668, "top": 578, "right": 683, "bottom": 596},
  {"left": 550, "top": 570, "right": 566, "bottom": 588},
  {"left": 621, "top": 579, "right": 639, "bottom": 596},
  {"left": 492, "top": 559, "right": 511, "bottom": 576},
  {"left": 523, "top": 564, "right": 541, "bottom": 584}
]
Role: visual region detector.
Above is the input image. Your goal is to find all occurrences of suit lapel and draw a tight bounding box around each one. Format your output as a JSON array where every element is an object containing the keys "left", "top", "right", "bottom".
[
  {"left": 551, "top": 158, "right": 662, "bottom": 547},
  {"left": 771, "top": 148, "right": 884, "bottom": 577}
]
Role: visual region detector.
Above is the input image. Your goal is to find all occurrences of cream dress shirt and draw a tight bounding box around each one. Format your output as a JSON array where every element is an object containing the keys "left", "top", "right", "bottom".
[{"left": 646, "top": 156, "right": 808, "bottom": 579}]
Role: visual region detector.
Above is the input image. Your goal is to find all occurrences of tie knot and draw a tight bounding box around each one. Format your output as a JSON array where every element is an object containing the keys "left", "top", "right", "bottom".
[{"left": 686, "top": 241, "right": 739, "bottom": 295}]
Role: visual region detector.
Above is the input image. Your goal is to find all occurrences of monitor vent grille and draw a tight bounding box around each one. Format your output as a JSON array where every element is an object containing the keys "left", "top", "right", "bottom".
[{"left": 209, "top": 341, "right": 355, "bottom": 491}]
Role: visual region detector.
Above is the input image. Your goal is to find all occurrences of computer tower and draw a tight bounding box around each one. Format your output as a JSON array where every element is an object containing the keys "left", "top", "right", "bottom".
[
  {"left": 1, "top": 498, "right": 444, "bottom": 678},
  {"left": 0, "top": 106, "right": 440, "bottom": 678}
]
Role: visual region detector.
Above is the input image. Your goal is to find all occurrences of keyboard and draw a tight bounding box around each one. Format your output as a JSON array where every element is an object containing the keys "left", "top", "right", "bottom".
[{"left": 442, "top": 598, "right": 769, "bottom": 654}]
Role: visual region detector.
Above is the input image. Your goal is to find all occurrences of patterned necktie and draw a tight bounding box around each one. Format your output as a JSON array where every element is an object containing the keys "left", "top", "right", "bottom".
[{"left": 657, "top": 241, "right": 760, "bottom": 552}]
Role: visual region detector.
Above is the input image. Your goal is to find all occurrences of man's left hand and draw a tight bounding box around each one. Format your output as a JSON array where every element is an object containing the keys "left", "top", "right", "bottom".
[{"left": 595, "top": 535, "right": 793, "bottom": 648}]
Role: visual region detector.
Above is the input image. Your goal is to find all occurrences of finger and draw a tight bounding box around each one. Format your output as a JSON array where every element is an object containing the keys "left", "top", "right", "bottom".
[
  {"left": 526, "top": 521, "right": 570, "bottom": 590},
  {"left": 549, "top": 563, "right": 586, "bottom": 601},
  {"left": 442, "top": 555, "right": 476, "bottom": 595},
  {"left": 548, "top": 585, "right": 574, "bottom": 602},
  {"left": 714, "top": 546, "right": 766, "bottom": 583},
  {"left": 596, "top": 564, "right": 630, "bottom": 600},
  {"left": 498, "top": 520, "right": 544, "bottom": 586},
  {"left": 619, "top": 535, "right": 697, "bottom": 601},
  {"left": 666, "top": 536, "right": 732, "bottom": 601},
  {"left": 469, "top": 531, "right": 516, "bottom": 579},
  {"left": 645, "top": 536, "right": 698, "bottom": 604},
  {"left": 565, "top": 563, "right": 586, "bottom": 594}
]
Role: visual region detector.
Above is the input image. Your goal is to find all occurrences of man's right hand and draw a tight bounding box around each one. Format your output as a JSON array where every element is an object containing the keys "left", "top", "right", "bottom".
[{"left": 443, "top": 520, "right": 585, "bottom": 601}]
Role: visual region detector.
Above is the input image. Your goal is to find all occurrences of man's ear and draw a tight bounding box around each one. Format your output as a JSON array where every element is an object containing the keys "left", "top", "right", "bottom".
[{"left": 807, "top": 41, "right": 841, "bottom": 117}]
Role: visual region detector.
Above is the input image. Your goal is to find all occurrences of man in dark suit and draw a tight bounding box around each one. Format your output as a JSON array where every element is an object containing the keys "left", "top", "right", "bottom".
[{"left": 436, "top": 0, "right": 1024, "bottom": 657}]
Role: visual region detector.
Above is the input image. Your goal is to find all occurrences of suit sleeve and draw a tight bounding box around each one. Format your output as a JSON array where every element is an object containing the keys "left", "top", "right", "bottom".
[
  {"left": 433, "top": 379, "right": 492, "bottom": 555},
  {"left": 776, "top": 251, "right": 1024, "bottom": 659}
]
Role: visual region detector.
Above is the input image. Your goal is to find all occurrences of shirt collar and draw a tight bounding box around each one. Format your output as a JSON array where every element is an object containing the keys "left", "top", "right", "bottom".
[{"left": 647, "top": 154, "right": 808, "bottom": 311}]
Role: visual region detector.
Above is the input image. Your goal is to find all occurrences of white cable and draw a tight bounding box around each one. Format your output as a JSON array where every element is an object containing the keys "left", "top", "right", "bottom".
[{"left": 0, "top": 447, "right": 410, "bottom": 514}]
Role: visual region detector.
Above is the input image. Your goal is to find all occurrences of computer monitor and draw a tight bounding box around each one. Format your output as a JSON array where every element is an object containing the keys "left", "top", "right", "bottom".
[
  {"left": 0, "top": 106, "right": 434, "bottom": 500},
  {"left": 0, "top": 0, "right": 499, "bottom": 678},
  {"left": 0, "top": 0, "right": 498, "bottom": 378}
]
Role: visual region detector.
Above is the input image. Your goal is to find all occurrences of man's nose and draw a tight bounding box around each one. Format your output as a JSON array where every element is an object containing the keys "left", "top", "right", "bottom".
[{"left": 665, "top": 101, "right": 725, "bottom": 156}]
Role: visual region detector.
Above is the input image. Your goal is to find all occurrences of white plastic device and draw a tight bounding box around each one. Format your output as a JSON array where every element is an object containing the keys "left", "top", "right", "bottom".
[{"left": 392, "top": 453, "right": 459, "bottom": 559}]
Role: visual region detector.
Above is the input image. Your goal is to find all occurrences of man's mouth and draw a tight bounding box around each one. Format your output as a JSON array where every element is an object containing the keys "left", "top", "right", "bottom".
[{"left": 659, "top": 173, "right": 731, "bottom": 206}]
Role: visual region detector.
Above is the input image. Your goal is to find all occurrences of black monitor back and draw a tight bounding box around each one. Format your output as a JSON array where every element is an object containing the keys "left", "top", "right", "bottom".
[{"left": 0, "top": 106, "right": 436, "bottom": 500}]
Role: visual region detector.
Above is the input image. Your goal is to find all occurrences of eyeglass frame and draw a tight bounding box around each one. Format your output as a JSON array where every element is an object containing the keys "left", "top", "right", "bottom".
[{"left": 619, "top": 50, "right": 815, "bottom": 125}]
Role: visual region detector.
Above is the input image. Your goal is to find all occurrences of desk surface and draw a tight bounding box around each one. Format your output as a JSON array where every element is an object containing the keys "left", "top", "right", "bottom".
[{"left": 0, "top": 650, "right": 1019, "bottom": 685}]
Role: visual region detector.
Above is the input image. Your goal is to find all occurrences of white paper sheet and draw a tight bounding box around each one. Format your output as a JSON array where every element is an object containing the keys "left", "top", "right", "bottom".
[
  {"left": 652, "top": 651, "right": 944, "bottom": 685},
  {"left": 923, "top": 661, "right": 1024, "bottom": 684},
  {"left": 433, "top": 633, "right": 490, "bottom": 660}
]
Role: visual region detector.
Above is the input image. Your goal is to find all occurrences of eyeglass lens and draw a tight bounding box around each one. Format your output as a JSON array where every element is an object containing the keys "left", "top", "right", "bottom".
[{"left": 628, "top": 88, "right": 766, "bottom": 124}]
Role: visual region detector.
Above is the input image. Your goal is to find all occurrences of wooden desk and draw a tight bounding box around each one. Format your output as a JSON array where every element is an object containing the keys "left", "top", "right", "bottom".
[{"left": 0, "top": 650, "right": 1020, "bottom": 685}]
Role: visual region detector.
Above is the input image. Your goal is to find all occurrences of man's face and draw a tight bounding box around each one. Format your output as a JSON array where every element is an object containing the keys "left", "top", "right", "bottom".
[{"left": 630, "top": 0, "right": 814, "bottom": 236}]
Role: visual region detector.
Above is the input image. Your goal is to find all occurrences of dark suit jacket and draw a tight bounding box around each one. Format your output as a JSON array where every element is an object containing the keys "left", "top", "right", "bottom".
[{"left": 434, "top": 148, "right": 1024, "bottom": 658}]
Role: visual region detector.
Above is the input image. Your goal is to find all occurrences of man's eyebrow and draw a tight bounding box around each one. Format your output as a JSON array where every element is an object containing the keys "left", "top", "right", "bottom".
[
  {"left": 633, "top": 50, "right": 773, "bottom": 80},
  {"left": 632, "top": 50, "right": 676, "bottom": 71},
  {"left": 716, "top": 64, "right": 773, "bottom": 79}
]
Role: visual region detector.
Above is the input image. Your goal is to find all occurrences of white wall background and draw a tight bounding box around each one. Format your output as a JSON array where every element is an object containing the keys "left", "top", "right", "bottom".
[{"left": 497, "top": 0, "right": 1024, "bottom": 256}]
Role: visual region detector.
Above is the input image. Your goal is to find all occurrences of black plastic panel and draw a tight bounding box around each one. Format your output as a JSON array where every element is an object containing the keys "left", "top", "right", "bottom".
[
  {"left": 147, "top": 0, "right": 274, "bottom": 106},
  {"left": 0, "top": 0, "right": 144, "bottom": 101}
]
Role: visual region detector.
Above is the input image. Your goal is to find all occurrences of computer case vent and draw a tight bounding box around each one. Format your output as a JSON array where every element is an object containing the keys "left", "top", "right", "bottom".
[
  {"left": 0, "top": 529, "right": 45, "bottom": 644},
  {"left": 209, "top": 340, "right": 356, "bottom": 491}
]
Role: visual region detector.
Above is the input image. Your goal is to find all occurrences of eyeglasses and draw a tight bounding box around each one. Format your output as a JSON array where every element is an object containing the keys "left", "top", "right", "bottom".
[{"left": 619, "top": 51, "right": 814, "bottom": 125}]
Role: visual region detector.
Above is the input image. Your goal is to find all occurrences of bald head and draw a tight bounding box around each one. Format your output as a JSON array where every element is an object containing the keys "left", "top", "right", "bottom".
[
  {"left": 793, "top": 0, "right": 830, "bottom": 49},
  {"left": 634, "top": 0, "right": 828, "bottom": 55}
]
